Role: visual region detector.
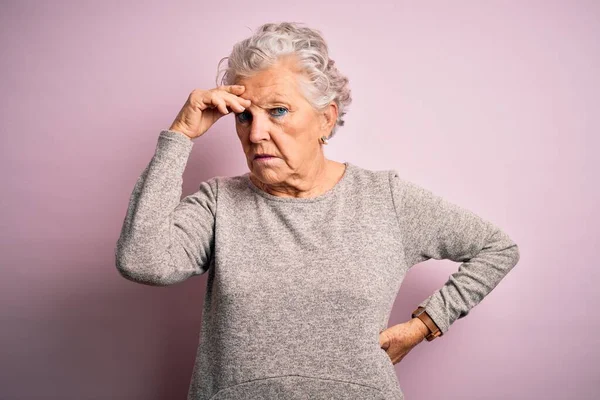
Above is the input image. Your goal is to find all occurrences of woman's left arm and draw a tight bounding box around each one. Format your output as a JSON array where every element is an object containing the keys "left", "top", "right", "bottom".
[{"left": 388, "top": 171, "right": 521, "bottom": 335}]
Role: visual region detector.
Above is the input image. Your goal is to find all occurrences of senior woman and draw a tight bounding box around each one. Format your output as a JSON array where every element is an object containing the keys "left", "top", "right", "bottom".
[{"left": 115, "top": 22, "right": 520, "bottom": 400}]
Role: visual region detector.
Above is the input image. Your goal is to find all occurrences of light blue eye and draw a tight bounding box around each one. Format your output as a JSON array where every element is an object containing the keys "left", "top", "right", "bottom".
[
  {"left": 271, "top": 107, "right": 288, "bottom": 117},
  {"left": 236, "top": 107, "right": 288, "bottom": 123}
]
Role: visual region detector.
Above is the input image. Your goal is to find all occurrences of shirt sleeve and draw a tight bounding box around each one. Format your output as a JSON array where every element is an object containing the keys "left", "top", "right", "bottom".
[
  {"left": 114, "top": 130, "right": 217, "bottom": 286},
  {"left": 388, "top": 170, "right": 520, "bottom": 334}
]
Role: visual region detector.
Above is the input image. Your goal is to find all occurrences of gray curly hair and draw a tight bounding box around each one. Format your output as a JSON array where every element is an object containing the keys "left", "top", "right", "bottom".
[{"left": 216, "top": 21, "right": 352, "bottom": 139}]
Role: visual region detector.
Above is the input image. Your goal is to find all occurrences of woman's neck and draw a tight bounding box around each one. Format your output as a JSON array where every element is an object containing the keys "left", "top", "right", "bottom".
[{"left": 249, "top": 159, "right": 345, "bottom": 199}]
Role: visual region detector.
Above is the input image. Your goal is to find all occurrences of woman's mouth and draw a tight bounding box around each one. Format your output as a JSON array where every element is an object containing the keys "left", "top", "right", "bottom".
[{"left": 254, "top": 155, "right": 278, "bottom": 163}]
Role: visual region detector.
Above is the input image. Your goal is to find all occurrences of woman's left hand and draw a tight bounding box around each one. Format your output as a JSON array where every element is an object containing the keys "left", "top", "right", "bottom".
[{"left": 379, "top": 318, "right": 430, "bottom": 365}]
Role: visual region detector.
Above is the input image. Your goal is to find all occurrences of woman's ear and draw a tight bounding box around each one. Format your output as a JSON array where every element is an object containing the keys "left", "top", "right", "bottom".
[{"left": 320, "top": 102, "right": 338, "bottom": 133}]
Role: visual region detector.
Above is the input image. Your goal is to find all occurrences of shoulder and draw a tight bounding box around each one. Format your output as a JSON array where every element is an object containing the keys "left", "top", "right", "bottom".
[
  {"left": 346, "top": 163, "right": 422, "bottom": 200},
  {"left": 345, "top": 162, "right": 394, "bottom": 188},
  {"left": 347, "top": 164, "right": 431, "bottom": 208}
]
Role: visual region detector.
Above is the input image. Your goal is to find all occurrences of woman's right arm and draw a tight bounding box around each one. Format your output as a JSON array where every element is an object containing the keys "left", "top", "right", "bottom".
[
  {"left": 114, "top": 130, "right": 217, "bottom": 286},
  {"left": 114, "top": 85, "right": 251, "bottom": 286}
]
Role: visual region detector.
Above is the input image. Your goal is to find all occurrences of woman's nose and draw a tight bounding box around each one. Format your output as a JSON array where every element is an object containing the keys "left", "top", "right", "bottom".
[{"left": 248, "top": 116, "right": 271, "bottom": 143}]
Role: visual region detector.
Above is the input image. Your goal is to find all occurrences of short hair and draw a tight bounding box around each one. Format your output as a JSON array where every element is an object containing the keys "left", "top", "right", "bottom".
[{"left": 216, "top": 21, "right": 352, "bottom": 139}]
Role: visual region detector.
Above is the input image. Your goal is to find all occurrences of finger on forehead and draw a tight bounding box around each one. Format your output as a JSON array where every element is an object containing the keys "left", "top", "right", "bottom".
[
  {"left": 222, "top": 90, "right": 251, "bottom": 102},
  {"left": 220, "top": 84, "right": 243, "bottom": 93}
]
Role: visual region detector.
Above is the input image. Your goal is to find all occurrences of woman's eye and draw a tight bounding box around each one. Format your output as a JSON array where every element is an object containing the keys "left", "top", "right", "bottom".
[
  {"left": 271, "top": 107, "right": 288, "bottom": 117},
  {"left": 235, "top": 107, "right": 288, "bottom": 123},
  {"left": 236, "top": 111, "right": 251, "bottom": 122}
]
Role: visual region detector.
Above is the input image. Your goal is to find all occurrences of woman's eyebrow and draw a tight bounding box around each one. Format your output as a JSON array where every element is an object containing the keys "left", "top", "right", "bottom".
[{"left": 247, "top": 98, "right": 290, "bottom": 109}]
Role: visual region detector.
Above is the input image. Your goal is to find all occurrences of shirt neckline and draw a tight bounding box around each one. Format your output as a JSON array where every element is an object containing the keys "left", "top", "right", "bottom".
[{"left": 244, "top": 161, "right": 352, "bottom": 203}]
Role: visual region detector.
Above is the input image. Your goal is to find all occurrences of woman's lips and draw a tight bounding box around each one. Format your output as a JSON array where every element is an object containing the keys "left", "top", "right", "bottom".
[{"left": 254, "top": 155, "right": 277, "bottom": 162}]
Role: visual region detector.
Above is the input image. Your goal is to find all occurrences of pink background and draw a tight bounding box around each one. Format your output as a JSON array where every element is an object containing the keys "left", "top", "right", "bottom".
[{"left": 1, "top": 1, "right": 598, "bottom": 399}]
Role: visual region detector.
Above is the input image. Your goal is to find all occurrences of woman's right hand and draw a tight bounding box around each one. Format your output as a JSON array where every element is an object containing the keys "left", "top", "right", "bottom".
[
  {"left": 379, "top": 319, "right": 428, "bottom": 365},
  {"left": 168, "top": 85, "right": 252, "bottom": 140}
]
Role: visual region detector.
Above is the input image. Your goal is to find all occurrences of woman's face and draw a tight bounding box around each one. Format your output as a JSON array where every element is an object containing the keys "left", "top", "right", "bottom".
[{"left": 234, "top": 56, "right": 337, "bottom": 187}]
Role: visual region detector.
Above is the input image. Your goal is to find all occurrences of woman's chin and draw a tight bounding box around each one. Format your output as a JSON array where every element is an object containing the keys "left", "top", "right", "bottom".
[{"left": 250, "top": 166, "right": 281, "bottom": 184}]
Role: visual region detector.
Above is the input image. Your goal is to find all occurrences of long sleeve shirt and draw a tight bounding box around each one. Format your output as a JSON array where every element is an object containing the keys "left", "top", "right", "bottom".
[{"left": 115, "top": 129, "right": 520, "bottom": 400}]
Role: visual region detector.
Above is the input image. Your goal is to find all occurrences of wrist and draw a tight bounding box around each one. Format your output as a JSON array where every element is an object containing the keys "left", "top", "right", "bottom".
[
  {"left": 410, "top": 317, "right": 430, "bottom": 340},
  {"left": 411, "top": 306, "right": 443, "bottom": 341},
  {"left": 168, "top": 124, "right": 194, "bottom": 140}
]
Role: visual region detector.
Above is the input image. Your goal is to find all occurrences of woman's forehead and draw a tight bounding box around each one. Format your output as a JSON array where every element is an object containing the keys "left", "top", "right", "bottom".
[
  {"left": 237, "top": 70, "right": 300, "bottom": 104},
  {"left": 240, "top": 89, "right": 294, "bottom": 107}
]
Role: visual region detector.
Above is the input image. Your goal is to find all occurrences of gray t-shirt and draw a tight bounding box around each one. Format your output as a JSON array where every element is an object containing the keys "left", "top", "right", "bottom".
[{"left": 115, "top": 129, "right": 520, "bottom": 400}]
